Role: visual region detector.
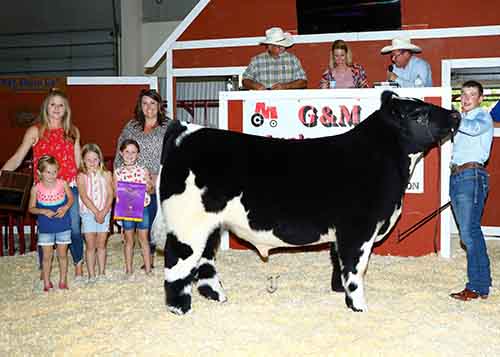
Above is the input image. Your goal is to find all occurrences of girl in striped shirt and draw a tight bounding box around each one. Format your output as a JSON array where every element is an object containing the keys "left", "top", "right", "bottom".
[{"left": 77, "top": 143, "right": 114, "bottom": 282}]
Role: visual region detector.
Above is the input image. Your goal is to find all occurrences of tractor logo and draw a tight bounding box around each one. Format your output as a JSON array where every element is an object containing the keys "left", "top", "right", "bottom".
[{"left": 251, "top": 102, "right": 278, "bottom": 127}]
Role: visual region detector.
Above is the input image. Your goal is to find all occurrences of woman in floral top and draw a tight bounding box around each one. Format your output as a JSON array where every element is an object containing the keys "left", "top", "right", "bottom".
[
  {"left": 114, "top": 89, "right": 170, "bottom": 267},
  {"left": 319, "top": 40, "right": 369, "bottom": 89}
]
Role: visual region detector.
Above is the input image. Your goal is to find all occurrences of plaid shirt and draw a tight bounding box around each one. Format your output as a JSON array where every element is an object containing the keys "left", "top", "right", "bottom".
[{"left": 242, "top": 51, "right": 307, "bottom": 88}]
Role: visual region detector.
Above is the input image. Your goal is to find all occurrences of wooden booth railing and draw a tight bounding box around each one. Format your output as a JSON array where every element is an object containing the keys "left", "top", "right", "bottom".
[{"left": 176, "top": 99, "right": 219, "bottom": 126}]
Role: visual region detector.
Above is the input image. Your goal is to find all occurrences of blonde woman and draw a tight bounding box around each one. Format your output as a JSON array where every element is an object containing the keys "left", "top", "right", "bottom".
[
  {"left": 319, "top": 40, "right": 368, "bottom": 89},
  {"left": 77, "top": 143, "right": 114, "bottom": 282},
  {"left": 1, "top": 88, "right": 84, "bottom": 280}
]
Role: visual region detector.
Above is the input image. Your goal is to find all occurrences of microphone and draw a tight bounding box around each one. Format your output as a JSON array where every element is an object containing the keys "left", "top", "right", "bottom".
[{"left": 388, "top": 64, "right": 394, "bottom": 72}]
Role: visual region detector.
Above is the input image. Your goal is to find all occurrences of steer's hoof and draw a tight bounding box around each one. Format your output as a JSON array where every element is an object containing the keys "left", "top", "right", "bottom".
[
  {"left": 198, "top": 285, "right": 227, "bottom": 302},
  {"left": 345, "top": 295, "right": 367, "bottom": 312},
  {"left": 166, "top": 294, "right": 191, "bottom": 315},
  {"left": 167, "top": 305, "right": 191, "bottom": 315},
  {"left": 331, "top": 281, "right": 344, "bottom": 293}
]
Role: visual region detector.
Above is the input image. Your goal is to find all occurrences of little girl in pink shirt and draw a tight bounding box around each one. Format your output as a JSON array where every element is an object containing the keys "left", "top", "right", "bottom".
[{"left": 114, "top": 139, "right": 153, "bottom": 276}]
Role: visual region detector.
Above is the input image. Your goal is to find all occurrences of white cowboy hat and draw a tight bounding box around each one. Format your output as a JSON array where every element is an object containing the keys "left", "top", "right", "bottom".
[
  {"left": 260, "top": 27, "right": 293, "bottom": 48},
  {"left": 380, "top": 37, "right": 422, "bottom": 54}
]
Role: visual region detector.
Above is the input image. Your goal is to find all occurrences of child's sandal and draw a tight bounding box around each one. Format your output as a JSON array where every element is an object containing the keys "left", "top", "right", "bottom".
[{"left": 58, "top": 282, "right": 69, "bottom": 290}]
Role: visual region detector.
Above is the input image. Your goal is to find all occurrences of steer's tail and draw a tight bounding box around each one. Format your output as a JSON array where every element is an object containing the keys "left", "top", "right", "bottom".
[
  {"left": 152, "top": 120, "right": 189, "bottom": 252},
  {"left": 151, "top": 163, "right": 166, "bottom": 250},
  {"left": 160, "top": 119, "right": 188, "bottom": 164}
]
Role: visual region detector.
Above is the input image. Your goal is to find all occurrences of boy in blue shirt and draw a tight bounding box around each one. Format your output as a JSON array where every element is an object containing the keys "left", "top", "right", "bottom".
[{"left": 449, "top": 80, "right": 493, "bottom": 301}]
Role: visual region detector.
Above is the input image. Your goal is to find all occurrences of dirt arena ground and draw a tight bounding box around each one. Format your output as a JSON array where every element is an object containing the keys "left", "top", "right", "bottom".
[{"left": 2, "top": 234, "right": 499, "bottom": 356}]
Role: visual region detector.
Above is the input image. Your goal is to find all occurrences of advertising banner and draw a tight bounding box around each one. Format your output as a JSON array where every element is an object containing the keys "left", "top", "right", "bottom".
[{"left": 242, "top": 96, "right": 424, "bottom": 193}]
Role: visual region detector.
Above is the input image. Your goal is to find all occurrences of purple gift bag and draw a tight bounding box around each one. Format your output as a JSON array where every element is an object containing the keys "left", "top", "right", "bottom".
[{"left": 114, "top": 181, "right": 146, "bottom": 222}]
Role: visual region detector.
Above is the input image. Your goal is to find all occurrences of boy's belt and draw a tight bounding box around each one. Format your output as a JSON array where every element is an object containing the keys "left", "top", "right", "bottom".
[{"left": 450, "top": 162, "right": 484, "bottom": 175}]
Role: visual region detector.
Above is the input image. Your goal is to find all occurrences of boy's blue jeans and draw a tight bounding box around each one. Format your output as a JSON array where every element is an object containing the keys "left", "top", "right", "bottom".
[{"left": 450, "top": 168, "right": 491, "bottom": 296}]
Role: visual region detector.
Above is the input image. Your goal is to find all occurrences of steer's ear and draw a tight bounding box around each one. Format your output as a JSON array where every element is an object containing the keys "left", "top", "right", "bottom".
[
  {"left": 380, "top": 91, "right": 398, "bottom": 118},
  {"left": 381, "top": 90, "right": 397, "bottom": 106}
]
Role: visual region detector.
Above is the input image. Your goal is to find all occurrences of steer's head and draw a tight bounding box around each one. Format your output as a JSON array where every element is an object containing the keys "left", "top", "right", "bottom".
[{"left": 381, "top": 91, "right": 460, "bottom": 154}]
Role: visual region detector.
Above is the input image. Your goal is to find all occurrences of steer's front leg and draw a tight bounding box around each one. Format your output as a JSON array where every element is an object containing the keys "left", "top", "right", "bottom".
[{"left": 338, "top": 237, "right": 375, "bottom": 312}]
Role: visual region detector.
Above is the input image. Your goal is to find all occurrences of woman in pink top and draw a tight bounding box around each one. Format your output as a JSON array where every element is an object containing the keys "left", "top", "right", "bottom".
[
  {"left": 77, "top": 143, "right": 113, "bottom": 282},
  {"left": 1, "top": 89, "right": 84, "bottom": 280},
  {"left": 319, "top": 40, "right": 369, "bottom": 89}
]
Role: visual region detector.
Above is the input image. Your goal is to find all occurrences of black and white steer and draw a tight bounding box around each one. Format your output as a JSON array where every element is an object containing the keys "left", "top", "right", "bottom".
[{"left": 152, "top": 91, "right": 460, "bottom": 314}]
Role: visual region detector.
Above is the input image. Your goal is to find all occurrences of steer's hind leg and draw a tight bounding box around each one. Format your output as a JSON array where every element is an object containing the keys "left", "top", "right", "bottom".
[
  {"left": 330, "top": 242, "right": 344, "bottom": 292},
  {"left": 196, "top": 228, "right": 227, "bottom": 303},
  {"left": 337, "top": 235, "right": 375, "bottom": 312},
  {"left": 164, "top": 231, "right": 203, "bottom": 315}
]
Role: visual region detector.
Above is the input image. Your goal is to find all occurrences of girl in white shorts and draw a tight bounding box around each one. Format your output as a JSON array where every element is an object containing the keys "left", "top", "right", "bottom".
[{"left": 77, "top": 143, "right": 114, "bottom": 282}]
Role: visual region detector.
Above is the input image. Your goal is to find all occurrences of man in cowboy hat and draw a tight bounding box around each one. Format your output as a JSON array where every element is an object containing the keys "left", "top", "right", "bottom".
[
  {"left": 242, "top": 27, "right": 307, "bottom": 90},
  {"left": 381, "top": 37, "right": 432, "bottom": 88}
]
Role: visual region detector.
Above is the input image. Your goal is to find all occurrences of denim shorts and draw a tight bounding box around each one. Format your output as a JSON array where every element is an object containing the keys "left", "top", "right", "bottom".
[
  {"left": 121, "top": 206, "right": 150, "bottom": 231},
  {"left": 38, "top": 230, "right": 72, "bottom": 246},
  {"left": 81, "top": 212, "right": 111, "bottom": 233}
]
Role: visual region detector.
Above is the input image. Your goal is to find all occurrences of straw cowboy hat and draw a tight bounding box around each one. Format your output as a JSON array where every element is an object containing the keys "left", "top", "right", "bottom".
[
  {"left": 260, "top": 27, "right": 293, "bottom": 48},
  {"left": 381, "top": 37, "right": 422, "bottom": 54}
]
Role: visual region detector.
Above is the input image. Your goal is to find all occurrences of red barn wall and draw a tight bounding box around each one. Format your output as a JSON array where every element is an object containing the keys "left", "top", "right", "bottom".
[
  {"left": 179, "top": 0, "right": 500, "bottom": 41},
  {"left": 67, "top": 85, "right": 147, "bottom": 159},
  {"left": 0, "top": 83, "right": 148, "bottom": 164},
  {"left": 173, "top": 0, "right": 500, "bottom": 88}
]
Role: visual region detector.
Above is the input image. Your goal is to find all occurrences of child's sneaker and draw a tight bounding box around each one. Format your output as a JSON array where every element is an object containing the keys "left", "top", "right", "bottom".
[
  {"left": 96, "top": 275, "right": 108, "bottom": 283},
  {"left": 73, "top": 276, "right": 86, "bottom": 286},
  {"left": 33, "top": 279, "right": 44, "bottom": 293}
]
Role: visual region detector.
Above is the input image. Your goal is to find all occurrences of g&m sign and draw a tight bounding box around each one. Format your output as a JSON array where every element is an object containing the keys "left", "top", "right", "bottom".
[{"left": 242, "top": 96, "right": 424, "bottom": 193}]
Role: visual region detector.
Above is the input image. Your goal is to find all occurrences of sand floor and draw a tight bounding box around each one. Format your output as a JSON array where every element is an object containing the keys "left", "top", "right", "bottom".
[{"left": 2, "top": 234, "right": 500, "bottom": 356}]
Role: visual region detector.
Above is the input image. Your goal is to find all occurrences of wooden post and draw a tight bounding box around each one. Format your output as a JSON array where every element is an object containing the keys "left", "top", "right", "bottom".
[
  {"left": 8, "top": 213, "right": 14, "bottom": 256},
  {"left": 30, "top": 215, "right": 37, "bottom": 252},
  {"left": 18, "top": 216, "right": 25, "bottom": 255}
]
